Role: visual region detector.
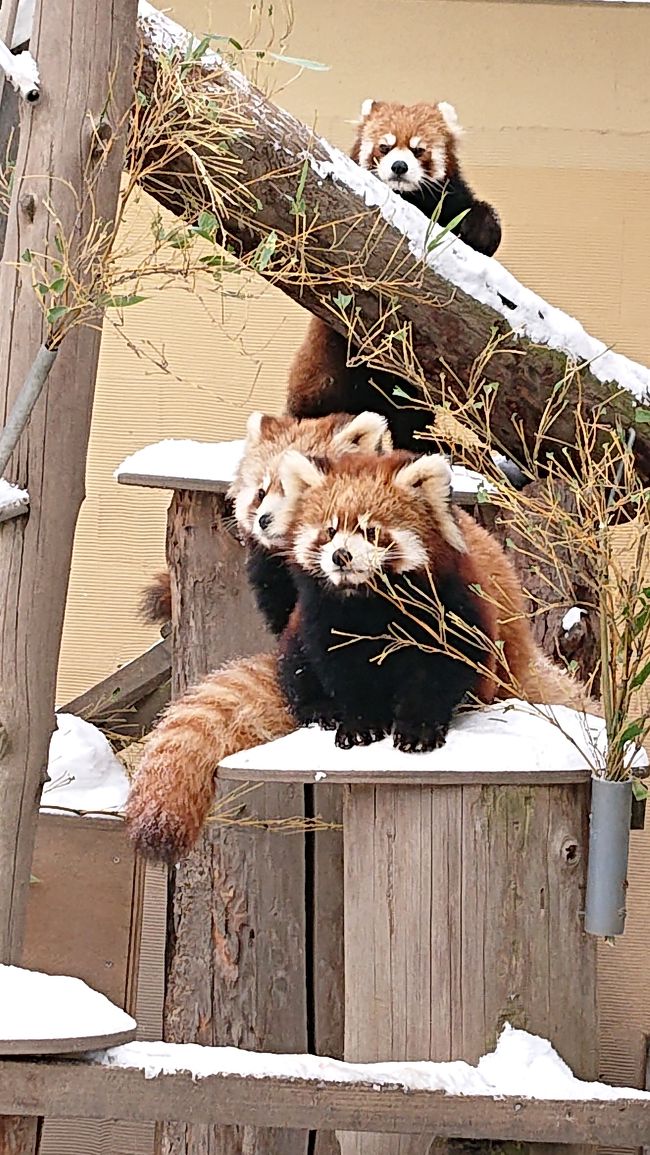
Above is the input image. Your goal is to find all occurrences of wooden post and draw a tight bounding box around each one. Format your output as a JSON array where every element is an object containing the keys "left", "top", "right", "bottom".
[
  {"left": 158, "top": 490, "right": 310, "bottom": 1155},
  {"left": 0, "top": 0, "right": 137, "bottom": 1148},
  {"left": 218, "top": 752, "right": 598, "bottom": 1155},
  {"left": 341, "top": 780, "right": 597, "bottom": 1155}
]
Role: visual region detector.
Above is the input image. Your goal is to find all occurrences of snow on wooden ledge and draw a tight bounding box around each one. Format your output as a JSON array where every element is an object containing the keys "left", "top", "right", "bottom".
[
  {"left": 219, "top": 700, "right": 649, "bottom": 785},
  {"left": 0, "top": 965, "right": 136, "bottom": 1053},
  {"left": 92, "top": 1023, "right": 650, "bottom": 1103},
  {"left": 114, "top": 438, "right": 491, "bottom": 502}
]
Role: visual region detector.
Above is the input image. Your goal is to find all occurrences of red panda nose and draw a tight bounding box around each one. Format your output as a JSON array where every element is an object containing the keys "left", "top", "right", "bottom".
[
  {"left": 332, "top": 548, "right": 353, "bottom": 570},
  {"left": 391, "top": 159, "right": 409, "bottom": 176},
  {"left": 258, "top": 512, "right": 273, "bottom": 531}
]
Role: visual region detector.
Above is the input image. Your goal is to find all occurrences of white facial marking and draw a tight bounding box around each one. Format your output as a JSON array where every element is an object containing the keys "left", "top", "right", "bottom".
[
  {"left": 409, "top": 135, "right": 422, "bottom": 149},
  {"left": 358, "top": 138, "right": 374, "bottom": 168},
  {"left": 375, "top": 146, "right": 424, "bottom": 193},
  {"left": 360, "top": 98, "right": 375, "bottom": 119},
  {"left": 379, "top": 132, "right": 396, "bottom": 147},
  {"left": 234, "top": 485, "right": 257, "bottom": 532},
  {"left": 252, "top": 491, "right": 290, "bottom": 546},
  {"left": 357, "top": 512, "right": 370, "bottom": 530},
  {"left": 390, "top": 529, "right": 428, "bottom": 572},
  {"left": 319, "top": 530, "right": 385, "bottom": 587},
  {"left": 261, "top": 472, "right": 271, "bottom": 490},
  {"left": 429, "top": 145, "right": 447, "bottom": 182},
  {"left": 294, "top": 525, "right": 320, "bottom": 569}
]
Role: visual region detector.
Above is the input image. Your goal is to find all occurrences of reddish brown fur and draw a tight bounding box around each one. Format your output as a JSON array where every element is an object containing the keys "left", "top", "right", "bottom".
[
  {"left": 138, "top": 570, "right": 172, "bottom": 625},
  {"left": 350, "top": 100, "right": 459, "bottom": 178},
  {"left": 125, "top": 653, "right": 294, "bottom": 862}
]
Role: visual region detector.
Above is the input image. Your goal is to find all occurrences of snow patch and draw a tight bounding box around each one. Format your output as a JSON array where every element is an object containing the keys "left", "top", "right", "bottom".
[
  {"left": 137, "top": 1, "right": 650, "bottom": 402},
  {"left": 308, "top": 143, "right": 650, "bottom": 402},
  {"left": 562, "top": 606, "right": 586, "bottom": 633},
  {"left": 115, "top": 438, "right": 246, "bottom": 488},
  {"left": 221, "top": 700, "right": 648, "bottom": 778},
  {"left": 96, "top": 1023, "right": 650, "bottom": 1101},
  {"left": 42, "top": 713, "right": 129, "bottom": 815},
  {"left": 0, "top": 477, "right": 29, "bottom": 519},
  {"left": 0, "top": 965, "right": 135, "bottom": 1042}
]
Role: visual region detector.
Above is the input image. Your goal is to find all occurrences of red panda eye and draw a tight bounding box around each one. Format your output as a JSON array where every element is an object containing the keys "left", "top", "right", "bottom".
[
  {"left": 378, "top": 143, "right": 391, "bottom": 156},
  {"left": 256, "top": 488, "right": 265, "bottom": 502},
  {"left": 412, "top": 146, "right": 425, "bottom": 159},
  {"left": 326, "top": 526, "right": 336, "bottom": 540},
  {"left": 364, "top": 525, "right": 380, "bottom": 539}
]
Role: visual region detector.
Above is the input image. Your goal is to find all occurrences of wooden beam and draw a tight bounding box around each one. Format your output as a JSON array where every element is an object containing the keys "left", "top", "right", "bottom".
[
  {"left": 0, "top": 0, "right": 138, "bottom": 1149},
  {"left": 0, "top": 1059, "right": 649, "bottom": 1145},
  {"left": 136, "top": 6, "right": 650, "bottom": 483},
  {"left": 60, "top": 631, "right": 171, "bottom": 739}
]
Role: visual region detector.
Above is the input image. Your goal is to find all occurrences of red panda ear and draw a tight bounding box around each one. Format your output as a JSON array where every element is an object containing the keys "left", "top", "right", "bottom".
[
  {"left": 245, "top": 411, "right": 265, "bottom": 446},
  {"left": 394, "top": 455, "right": 467, "bottom": 553},
  {"left": 279, "top": 450, "right": 325, "bottom": 503},
  {"left": 331, "top": 412, "right": 392, "bottom": 456},
  {"left": 360, "top": 98, "right": 382, "bottom": 120},
  {"left": 245, "top": 411, "right": 284, "bottom": 447},
  {"left": 437, "top": 101, "right": 463, "bottom": 140}
]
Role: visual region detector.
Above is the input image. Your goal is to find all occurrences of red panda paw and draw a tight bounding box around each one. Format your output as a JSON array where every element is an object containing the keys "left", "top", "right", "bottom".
[
  {"left": 393, "top": 720, "right": 448, "bottom": 753},
  {"left": 335, "top": 722, "right": 387, "bottom": 749},
  {"left": 457, "top": 200, "right": 502, "bottom": 259}
]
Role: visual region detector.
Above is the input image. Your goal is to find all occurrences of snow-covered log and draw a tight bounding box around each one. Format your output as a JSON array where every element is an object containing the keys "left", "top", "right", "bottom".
[{"left": 136, "top": 2, "right": 650, "bottom": 481}]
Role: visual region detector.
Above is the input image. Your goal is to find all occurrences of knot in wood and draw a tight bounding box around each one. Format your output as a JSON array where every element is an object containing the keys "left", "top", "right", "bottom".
[
  {"left": 19, "top": 193, "right": 36, "bottom": 222},
  {"left": 561, "top": 837, "right": 580, "bottom": 866},
  {"left": 0, "top": 720, "right": 10, "bottom": 758}
]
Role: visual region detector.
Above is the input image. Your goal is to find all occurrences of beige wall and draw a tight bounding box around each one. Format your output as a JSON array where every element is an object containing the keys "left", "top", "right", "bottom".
[{"left": 57, "top": 0, "right": 650, "bottom": 701}]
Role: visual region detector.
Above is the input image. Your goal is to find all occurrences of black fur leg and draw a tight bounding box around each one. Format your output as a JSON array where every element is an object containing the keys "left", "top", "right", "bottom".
[
  {"left": 393, "top": 719, "right": 449, "bottom": 754},
  {"left": 246, "top": 546, "right": 297, "bottom": 636},
  {"left": 335, "top": 721, "right": 388, "bottom": 749},
  {"left": 456, "top": 199, "right": 502, "bottom": 258}
]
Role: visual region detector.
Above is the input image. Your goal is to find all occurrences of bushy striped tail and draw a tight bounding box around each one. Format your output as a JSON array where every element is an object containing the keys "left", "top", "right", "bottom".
[{"left": 125, "top": 652, "right": 294, "bottom": 862}]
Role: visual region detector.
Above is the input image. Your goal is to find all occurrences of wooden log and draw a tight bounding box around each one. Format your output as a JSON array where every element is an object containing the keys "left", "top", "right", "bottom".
[
  {"left": 340, "top": 781, "right": 597, "bottom": 1155},
  {"left": 0, "top": 0, "right": 138, "bottom": 1148},
  {"left": 135, "top": 8, "right": 650, "bottom": 484},
  {"left": 1, "top": 1058, "right": 650, "bottom": 1146},
  {"left": 159, "top": 489, "right": 308, "bottom": 1155}
]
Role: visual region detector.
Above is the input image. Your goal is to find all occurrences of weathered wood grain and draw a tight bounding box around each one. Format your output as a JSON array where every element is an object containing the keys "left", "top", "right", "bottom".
[
  {"left": 341, "top": 783, "right": 597, "bottom": 1155},
  {"left": 0, "top": 0, "right": 138, "bottom": 1148},
  {"left": 160, "top": 489, "right": 308, "bottom": 1155},
  {"left": 2, "top": 1059, "right": 650, "bottom": 1145}
]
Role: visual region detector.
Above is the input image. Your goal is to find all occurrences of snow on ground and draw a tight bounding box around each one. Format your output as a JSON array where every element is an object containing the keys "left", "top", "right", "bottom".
[
  {"left": 41, "top": 713, "right": 129, "bottom": 815},
  {"left": 96, "top": 1023, "right": 650, "bottom": 1101},
  {"left": 0, "top": 477, "right": 29, "bottom": 519},
  {"left": 221, "top": 700, "right": 648, "bottom": 780},
  {"left": 115, "top": 438, "right": 245, "bottom": 488},
  {"left": 0, "top": 965, "right": 135, "bottom": 1042},
  {"left": 116, "top": 438, "right": 489, "bottom": 497},
  {"left": 138, "top": 1, "right": 650, "bottom": 404}
]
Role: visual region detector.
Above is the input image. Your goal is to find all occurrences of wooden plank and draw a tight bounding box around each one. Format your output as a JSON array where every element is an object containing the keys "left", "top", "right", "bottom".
[
  {"left": 1, "top": 1060, "right": 650, "bottom": 1144},
  {"left": 219, "top": 764, "right": 592, "bottom": 786},
  {"left": 117, "top": 470, "right": 230, "bottom": 493},
  {"left": 22, "top": 815, "right": 136, "bottom": 1009},
  {"left": 161, "top": 488, "right": 307, "bottom": 1155},
  {"left": 342, "top": 783, "right": 597, "bottom": 1155},
  {"left": 59, "top": 632, "right": 171, "bottom": 738}
]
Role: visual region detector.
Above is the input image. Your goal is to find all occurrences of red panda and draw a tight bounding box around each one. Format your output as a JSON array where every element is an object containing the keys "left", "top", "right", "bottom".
[
  {"left": 276, "top": 449, "right": 596, "bottom": 751},
  {"left": 285, "top": 98, "right": 501, "bottom": 452},
  {"left": 137, "top": 409, "right": 392, "bottom": 634},
  {"left": 127, "top": 410, "right": 391, "bottom": 861}
]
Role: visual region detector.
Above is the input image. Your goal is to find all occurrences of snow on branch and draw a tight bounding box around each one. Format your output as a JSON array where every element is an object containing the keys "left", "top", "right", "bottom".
[{"left": 135, "top": 3, "right": 650, "bottom": 477}]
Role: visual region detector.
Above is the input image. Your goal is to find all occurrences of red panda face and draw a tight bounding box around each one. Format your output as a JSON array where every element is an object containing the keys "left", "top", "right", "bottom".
[
  {"left": 279, "top": 451, "right": 467, "bottom": 592},
  {"left": 352, "top": 99, "right": 462, "bottom": 196},
  {"left": 228, "top": 411, "right": 391, "bottom": 548}
]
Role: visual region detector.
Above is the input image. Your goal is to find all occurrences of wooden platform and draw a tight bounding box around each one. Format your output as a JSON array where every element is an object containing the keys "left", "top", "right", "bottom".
[{"left": 0, "top": 1058, "right": 649, "bottom": 1145}]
